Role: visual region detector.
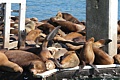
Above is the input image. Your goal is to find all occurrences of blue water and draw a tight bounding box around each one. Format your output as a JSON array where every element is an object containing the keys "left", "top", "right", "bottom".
[
  {"left": 25, "top": 0, "right": 120, "bottom": 21},
  {"left": 11, "top": 0, "right": 120, "bottom": 21}
]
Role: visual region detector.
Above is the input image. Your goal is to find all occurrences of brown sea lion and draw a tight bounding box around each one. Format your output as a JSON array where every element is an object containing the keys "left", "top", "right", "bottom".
[
  {"left": 37, "top": 23, "right": 55, "bottom": 35},
  {"left": 63, "top": 32, "right": 83, "bottom": 40},
  {"left": 81, "top": 38, "right": 113, "bottom": 65},
  {"left": 56, "top": 12, "right": 80, "bottom": 23},
  {"left": 93, "top": 48, "right": 114, "bottom": 65},
  {"left": 79, "top": 37, "right": 99, "bottom": 72},
  {"left": 92, "top": 39, "right": 114, "bottom": 65},
  {"left": 51, "top": 51, "right": 80, "bottom": 69},
  {"left": 3, "top": 50, "right": 46, "bottom": 75},
  {"left": 26, "top": 29, "right": 41, "bottom": 41},
  {"left": 117, "top": 20, "right": 120, "bottom": 34},
  {"left": 39, "top": 26, "right": 61, "bottom": 70},
  {"left": 113, "top": 54, "right": 120, "bottom": 64},
  {"left": 53, "top": 20, "right": 85, "bottom": 33},
  {"left": 0, "top": 51, "right": 23, "bottom": 73}
]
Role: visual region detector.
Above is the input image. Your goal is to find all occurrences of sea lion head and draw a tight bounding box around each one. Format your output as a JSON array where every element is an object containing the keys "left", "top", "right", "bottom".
[{"left": 29, "top": 60, "right": 46, "bottom": 75}]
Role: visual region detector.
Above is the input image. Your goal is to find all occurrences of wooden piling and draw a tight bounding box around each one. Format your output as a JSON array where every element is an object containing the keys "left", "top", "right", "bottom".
[{"left": 86, "top": 0, "right": 118, "bottom": 56}]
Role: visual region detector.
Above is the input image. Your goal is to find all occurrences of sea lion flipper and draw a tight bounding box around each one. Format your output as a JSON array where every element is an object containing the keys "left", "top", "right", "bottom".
[
  {"left": 89, "top": 64, "right": 99, "bottom": 73},
  {"left": 46, "top": 26, "right": 61, "bottom": 40},
  {"left": 72, "top": 61, "right": 85, "bottom": 77}
]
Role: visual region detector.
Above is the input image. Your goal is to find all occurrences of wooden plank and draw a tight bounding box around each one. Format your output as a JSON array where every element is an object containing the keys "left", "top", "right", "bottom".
[
  {"left": 86, "top": 0, "right": 118, "bottom": 57},
  {"left": 3, "top": 2, "right": 11, "bottom": 48}
]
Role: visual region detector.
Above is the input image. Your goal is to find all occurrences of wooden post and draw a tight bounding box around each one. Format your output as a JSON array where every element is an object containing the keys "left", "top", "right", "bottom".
[
  {"left": 3, "top": 2, "right": 11, "bottom": 49},
  {"left": 86, "top": 0, "right": 118, "bottom": 56},
  {"left": 17, "top": 2, "right": 26, "bottom": 49}
]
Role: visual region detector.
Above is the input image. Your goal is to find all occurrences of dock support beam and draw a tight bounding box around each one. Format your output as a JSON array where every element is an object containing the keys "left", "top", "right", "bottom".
[{"left": 86, "top": 0, "right": 118, "bottom": 56}]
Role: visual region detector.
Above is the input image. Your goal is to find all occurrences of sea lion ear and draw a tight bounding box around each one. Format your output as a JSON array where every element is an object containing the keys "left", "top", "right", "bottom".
[{"left": 87, "top": 37, "right": 95, "bottom": 42}]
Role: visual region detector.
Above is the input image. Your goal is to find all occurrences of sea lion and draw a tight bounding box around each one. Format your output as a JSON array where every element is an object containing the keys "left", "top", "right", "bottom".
[
  {"left": 37, "top": 23, "right": 55, "bottom": 35},
  {"left": 56, "top": 12, "right": 80, "bottom": 24},
  {"left": 39, "top": 26, "right": 61, "bottom": 70},
  {"left": 92, "top": 39, "right": 114, "bottom": 65},
  {"left": 117, "top": 20, "right": 120, "bottom": 34},
  {"left": 93, "top": 48, "right": 114, "bottom": 65},
  {"left": 113, "top": 54, "right": 120, "bottom": 64},
  {"left": 53, "top": 20, "right": 85, "bottom": 33},
  {"left": 26, "top": 29, "right": 41, "bottom": 41},
  {"left": 0, "top": 51, "right": 23, "bottom": 73},
  {"left": 51, "top": 51, "right": 80, "bottom": 69},
  {"left": 3, "top": 50, "right": 46, "bottom": 75},
  {"left": 78, "top": 37, "right": 99, "bottom": 72},
  {"left": 25, "top": 20, "right": 36, "bottom": 34}
]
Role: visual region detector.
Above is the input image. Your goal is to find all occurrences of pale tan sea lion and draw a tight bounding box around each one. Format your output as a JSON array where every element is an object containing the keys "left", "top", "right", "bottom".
[
  {"left": 52, "top": 51, "right": 80, "bottom": 69},
  {"left": 26, "top": 29, "right": 41, "bottom": 41}
]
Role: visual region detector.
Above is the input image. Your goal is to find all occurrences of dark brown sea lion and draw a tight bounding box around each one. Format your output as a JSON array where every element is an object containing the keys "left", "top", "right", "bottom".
[
  {"left": 0, "top": 51, "right": 23, "bottom": 73},
  {"left": 37, "top": 23, "right": 55, "bottom": 35}
]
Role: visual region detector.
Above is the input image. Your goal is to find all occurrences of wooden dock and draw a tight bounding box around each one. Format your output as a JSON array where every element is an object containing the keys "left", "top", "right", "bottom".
[{"left": 34, "top": 64, "right": 120, "bottom": 80}]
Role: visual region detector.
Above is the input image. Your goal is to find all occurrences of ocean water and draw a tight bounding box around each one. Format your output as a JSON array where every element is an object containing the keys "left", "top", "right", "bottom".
[
  {"left": 11, "top": 0, "right": 120, "bottom": 21},
  {"left": 25, "top": 0, "right": 120, "bottom": 21}
]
